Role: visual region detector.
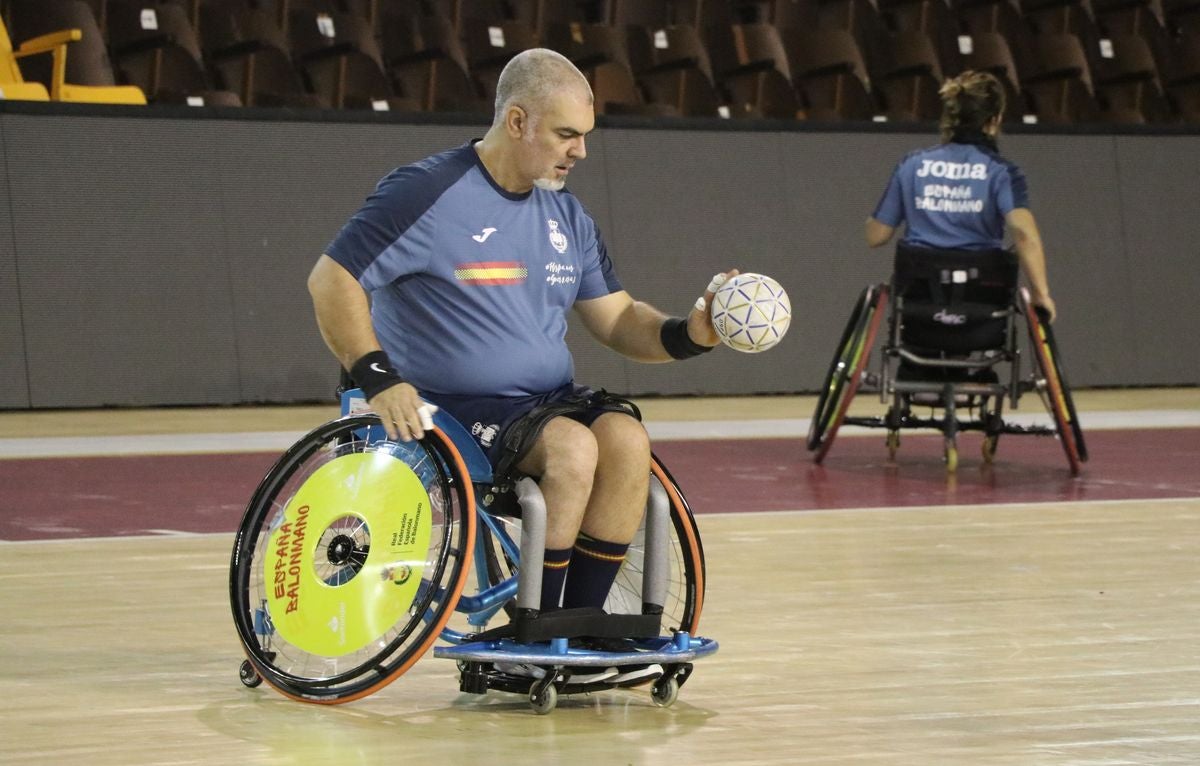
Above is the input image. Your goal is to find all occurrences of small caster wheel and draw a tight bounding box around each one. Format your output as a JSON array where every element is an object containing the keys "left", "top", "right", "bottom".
[
  {"left": 943, "top": 439, "right": 958, "bottom": 472},
  {"left": 239, "top": 659, "right": 263, "bottom": 688},
  {"left": 886, "top": 431, "right": 900, "bottom": 461},
  {"left": 529, "top": 682, "right": 558, "bottom": 715},
  {"left": 982, "top": 434, "right": 999, "bottom": 463},
  {"left": 651, "top": 676, "right": 679, "bottom": 708}
]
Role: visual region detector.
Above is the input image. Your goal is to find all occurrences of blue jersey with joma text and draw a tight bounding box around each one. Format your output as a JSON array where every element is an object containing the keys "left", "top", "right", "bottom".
[
  {"left": 872, "top": 141, "right": 1029, "bottom": 251},
  {"left": 325, "top": 142, "right": 622, "bottom": 397}
]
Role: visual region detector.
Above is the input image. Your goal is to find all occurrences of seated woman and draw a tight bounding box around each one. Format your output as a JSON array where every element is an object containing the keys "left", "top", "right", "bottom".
[{"left": 864, "top": 70, "right": 1057, "bottom": 324}]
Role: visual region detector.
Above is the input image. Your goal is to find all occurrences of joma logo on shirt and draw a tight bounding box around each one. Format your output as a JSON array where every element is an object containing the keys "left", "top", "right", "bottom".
[
  {"left": 454, "top": 261, "right": 528, "bottom": 285},
  {"left": 916, "top": 160, "right": 988, "bottom": 180}
]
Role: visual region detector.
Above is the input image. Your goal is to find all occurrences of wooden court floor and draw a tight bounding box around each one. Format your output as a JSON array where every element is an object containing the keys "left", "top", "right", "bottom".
[{"left": 1, "top": 390, "right": 1198, "bottom": 764}]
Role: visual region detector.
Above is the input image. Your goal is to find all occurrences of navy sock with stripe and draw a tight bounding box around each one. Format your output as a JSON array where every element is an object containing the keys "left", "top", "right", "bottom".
[
  {"left": 539, "top": 547, "right": 572, "bottom": 612},
  {"left": 561, "top": 533, "right": 630, "bottom": 610}
]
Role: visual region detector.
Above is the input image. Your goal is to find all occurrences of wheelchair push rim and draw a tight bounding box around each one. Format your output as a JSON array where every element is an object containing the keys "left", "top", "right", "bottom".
[
  {"left": 1022, "top": 291, "right": 1087, "bottom": 474},
  {"left": 808, "top": 283, "right": 888, "bottom": 461},
  {"left": 230, "top": 414, "right": 476, "bottom": 704}
]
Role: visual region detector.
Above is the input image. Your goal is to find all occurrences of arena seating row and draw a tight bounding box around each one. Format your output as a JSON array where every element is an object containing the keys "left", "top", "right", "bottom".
[{"left": 2, "top": 0, "right": 1199, "bottom": 124}]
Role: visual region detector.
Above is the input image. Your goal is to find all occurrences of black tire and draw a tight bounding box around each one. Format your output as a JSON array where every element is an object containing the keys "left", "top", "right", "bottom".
[
  {"left": 808, "top": 284, "right": 889, "bottom": 462},
  {"left": 1024, "top": 298, "right": 1087, "bottom": 474},
  {"left": 229, "top": 415, "right": 476, "bottom": 703}
]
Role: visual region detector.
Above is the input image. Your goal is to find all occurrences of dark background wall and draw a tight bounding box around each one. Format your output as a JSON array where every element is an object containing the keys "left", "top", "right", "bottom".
[{"left": 0, "top": 104, "right": 1196, "bottom": 409}]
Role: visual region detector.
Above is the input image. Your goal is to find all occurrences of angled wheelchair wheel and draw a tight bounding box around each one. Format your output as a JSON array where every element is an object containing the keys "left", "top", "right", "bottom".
[
  {"left": 808, "top": 284, "right": 889, "bottom": 463},
  {"left": 1023, "top": 296, "right": 1088, "bottom": 474},
  {"left": 230, "top": 414, "right": 476, "bottom": 704},
  {"left": 477, "top": 454, "right": 707, "bottom": 635}
]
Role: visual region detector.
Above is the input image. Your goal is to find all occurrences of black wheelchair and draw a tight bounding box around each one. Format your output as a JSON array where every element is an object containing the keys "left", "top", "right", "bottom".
[
  {"left": 807, "top": 244, "right": 1087, "bottom": 473},
  {"left": 229, "top": 387, "right": 716, "bottom": 713}
]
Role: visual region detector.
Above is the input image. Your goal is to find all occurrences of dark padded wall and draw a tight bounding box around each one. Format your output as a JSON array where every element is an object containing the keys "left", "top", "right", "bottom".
[
  {"left": 0, "top": 119, "right": 30, "bottom": 408},
  {"left": 0, "top": 107, "right": 1196, "bottom": 408},
  {"left": 1111, "top": 136, "right": 1200, "bottom": 385},
  {"left": 5, "top": 114, "right": 240, "bottom": 407},
  {"left": 212, "top": 121, "right": 463, "bottom": 403}
]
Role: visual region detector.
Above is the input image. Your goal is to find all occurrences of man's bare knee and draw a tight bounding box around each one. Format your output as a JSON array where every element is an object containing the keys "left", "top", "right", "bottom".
[
  {"left": 518, "top": 417, "right": 599, "bottom": 484},
  {"left": 591, "top": 413, "right": 651, "bottom": 471}
]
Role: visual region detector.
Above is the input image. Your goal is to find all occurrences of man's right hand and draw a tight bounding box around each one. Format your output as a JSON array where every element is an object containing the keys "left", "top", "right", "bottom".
[{"left": 369, "top": 382, "right": 435, "bottom": 441}]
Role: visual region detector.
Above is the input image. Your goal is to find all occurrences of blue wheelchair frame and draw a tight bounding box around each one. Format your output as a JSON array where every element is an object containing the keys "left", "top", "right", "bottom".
[{"left": 230, "top": 388, "right": 716, "bottom": 714}]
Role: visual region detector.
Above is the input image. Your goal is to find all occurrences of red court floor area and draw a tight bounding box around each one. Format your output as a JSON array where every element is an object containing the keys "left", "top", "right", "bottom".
[{"left": 2, "top": 428, "right": 1198, "bottom": 541}]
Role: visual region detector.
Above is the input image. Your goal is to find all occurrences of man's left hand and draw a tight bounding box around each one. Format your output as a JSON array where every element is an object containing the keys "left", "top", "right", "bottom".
[{"left": 687, "top": 269, "right": 739, "bottom": 347}]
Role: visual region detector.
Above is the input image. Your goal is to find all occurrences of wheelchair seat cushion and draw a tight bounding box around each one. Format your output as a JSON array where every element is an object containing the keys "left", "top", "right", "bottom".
[{"left": 900, "top": 300, "right": 1009, "bottom": 354}]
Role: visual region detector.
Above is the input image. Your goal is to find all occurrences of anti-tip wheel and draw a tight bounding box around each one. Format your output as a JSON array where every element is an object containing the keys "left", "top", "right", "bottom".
[
  {"left": 651, "top": 676, "right": 680, "bottom": 707},
  {"left": 238, "top": 659, "right": 263, "bottom": 688},
  {"left": 529, "top": 682, "right": 558, "bottom": 715}
]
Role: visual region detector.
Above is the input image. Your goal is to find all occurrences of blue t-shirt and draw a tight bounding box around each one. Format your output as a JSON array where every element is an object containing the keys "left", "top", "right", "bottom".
[
  {"left": 872, "top": 141, "right": 1029, "bottom": 251},
  {"left": 325, "top": 142, "right": 622, "bottom": 397}
]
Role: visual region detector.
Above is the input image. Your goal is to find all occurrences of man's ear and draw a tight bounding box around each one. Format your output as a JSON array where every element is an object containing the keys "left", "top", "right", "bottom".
[{"left": 504, "top": 105, "right": 527, "bottom": 139}]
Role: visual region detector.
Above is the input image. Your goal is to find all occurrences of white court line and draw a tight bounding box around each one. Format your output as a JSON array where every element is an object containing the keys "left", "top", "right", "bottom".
[{"left": 0, "top": 409, "right": 1197, "bottom": 458}]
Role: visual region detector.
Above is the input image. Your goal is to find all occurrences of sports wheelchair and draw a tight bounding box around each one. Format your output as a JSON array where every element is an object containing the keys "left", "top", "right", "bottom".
[
  {"left": 229, "top": 388, "right": 716, "bottom": 714},
  {"left": 807, "top": 244, "right": 1087, "bottom": 474}
]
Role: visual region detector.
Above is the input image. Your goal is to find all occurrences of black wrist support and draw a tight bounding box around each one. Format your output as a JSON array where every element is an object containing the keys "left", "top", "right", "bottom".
[
  {"left": 660, "top": 317, "right": 714, "bottom": 360},
  {"left": 350, "top": 350, "right": 404, "bottom": 399}
]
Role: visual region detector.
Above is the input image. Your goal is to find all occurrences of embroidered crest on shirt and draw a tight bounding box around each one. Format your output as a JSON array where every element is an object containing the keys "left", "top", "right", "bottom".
[
  {"left": 547, "top": 219, "right": 568, "bottom": 254},
  {"left": 454, "top": 261, "right": 528, "bottom": 285}
]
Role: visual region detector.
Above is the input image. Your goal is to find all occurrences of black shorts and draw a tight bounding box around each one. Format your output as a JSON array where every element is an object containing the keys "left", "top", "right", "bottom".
[{"left": 422, "top": 382, "right": 638, "bottom": 478}]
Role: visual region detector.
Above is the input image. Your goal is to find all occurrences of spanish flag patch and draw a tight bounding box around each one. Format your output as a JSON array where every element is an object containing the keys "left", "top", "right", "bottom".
[{"left": 453, "top": 261, "right": 528, "bottom": 285}]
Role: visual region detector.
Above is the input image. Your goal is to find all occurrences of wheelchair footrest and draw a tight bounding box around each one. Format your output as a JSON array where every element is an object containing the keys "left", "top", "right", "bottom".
[{"left": 471, "top": 607, "right": 662, "bottom": 644}]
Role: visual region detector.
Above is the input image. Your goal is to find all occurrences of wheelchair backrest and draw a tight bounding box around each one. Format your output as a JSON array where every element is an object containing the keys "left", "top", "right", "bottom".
[
  {"left": 891, "top": 244, "right": 1019, "bottom": 354},
  {"left": 892, "top": 243, "right": 1018, "bottom": 307}
]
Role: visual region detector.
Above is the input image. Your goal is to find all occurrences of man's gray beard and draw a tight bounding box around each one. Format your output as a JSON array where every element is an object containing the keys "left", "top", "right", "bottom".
[{"left": 533, "top": 177, "right": 565, "bottom": 191}]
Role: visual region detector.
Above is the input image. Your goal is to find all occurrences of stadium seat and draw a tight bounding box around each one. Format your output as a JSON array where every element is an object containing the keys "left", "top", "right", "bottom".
[
  {"left": 1, "top": 17, "right": 51, "bottom": 100},
  {"left": 772, "top": 0, "right": 821, "bottom": 28},
  {"left": 1163, "top": 0, "right": 1200, "bottom": 33},
  {"left": 782, "top": 26, "right": 878, "bottom": 119},
  {"left": 627, "top": 23, "right": 726, "bottom": 116},
  {"left": 878, "top": 0, "right": 966, "bottom": 75},
  {"left": 1093, "top": 31, "right": 1172, "bottom": 120},
  {"left": 200, "top": 3, "right": 325, "bottom": 108},
  {"left": 953, "top": 0, "right": 1028, "bottom": 67},
  {"left": 461, "top": 16, "right": 540, "bottom": 105},
  {"left": 289, "top": 7, "right": 418, "bottom": 110},
  {"left": 1020, "top": 30, "right": 1100, "bottom": 122},
  {"left": 1164, "top": 32, "right": 1200, "bottom": 120},
  {"left": 382, "top": 8, "right": 486, "bottom": 112},
  {"left": 959, "top": 30, "right": 1029, "bottom": 120},
  {"left": 872, "top": 29, "right": 945, "bottom": 120},
  {"left": 544, "top": 21, "right": 677, "bottom": 115},
  {"left": 2, "top": 2, "right": 146, "bottom": 103},
  {"left": 707, "top": 22, "right": 804, "bottom": 118},
  {"left": 107, "top": 1, "right": 242, "bottom": 105}
]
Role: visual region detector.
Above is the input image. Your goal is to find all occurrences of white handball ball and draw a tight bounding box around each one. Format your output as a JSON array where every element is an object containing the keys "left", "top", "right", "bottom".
[{"left": 710, "top": 273, "right": 792, "bottom": 353}]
